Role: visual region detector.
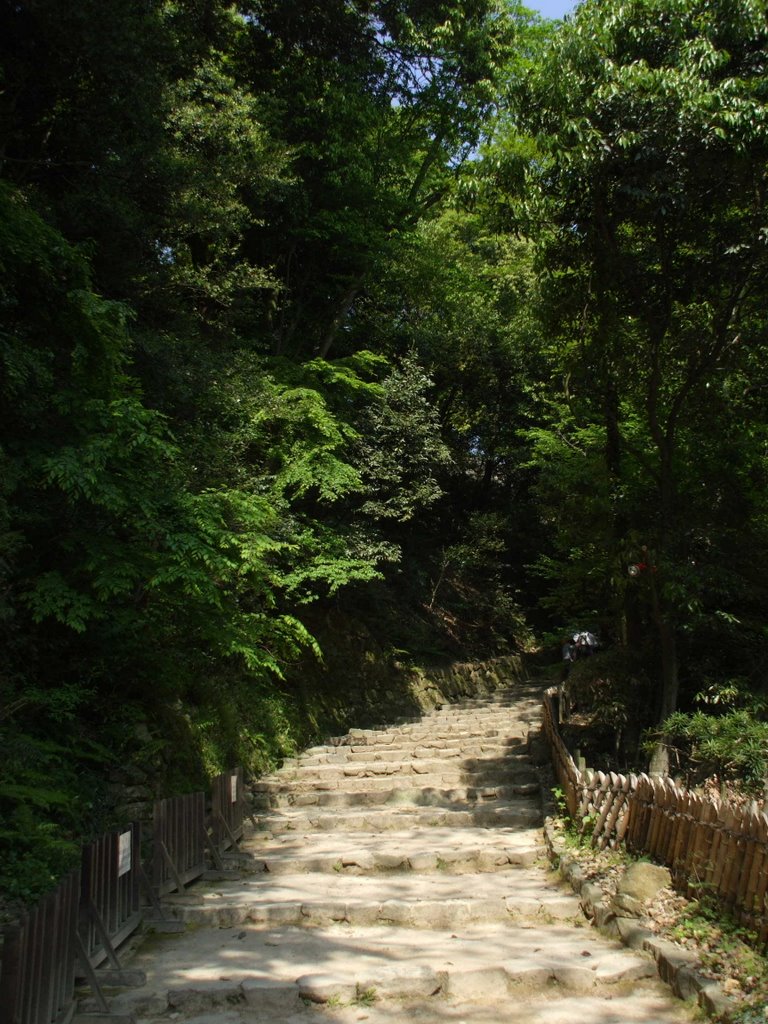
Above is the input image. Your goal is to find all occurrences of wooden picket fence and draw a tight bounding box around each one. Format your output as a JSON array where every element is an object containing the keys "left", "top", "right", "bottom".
[{"left": 542, "top": 688, "right": 768, "bottom": 944}]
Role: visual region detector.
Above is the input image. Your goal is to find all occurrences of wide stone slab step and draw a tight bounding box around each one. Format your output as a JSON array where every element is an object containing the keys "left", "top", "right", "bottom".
[
  {"left": 241, "top": 844, "right": 543, "bottom": 875},
  {"left": 273, "top": 752, "right": 534, "bottom": 781},
  {"left": 295, "top": 743, "right": 525, "bottom": 767},
  {"left": 164, "top": 893, "right": 584, "bottom": 929},
  {"left": 251, "top": 781, "right": 540, "bottom": 810},
  {"left": 253, "top": 766, "right": 538, "bottom": 795},
  {"left": 110, "top": 922, "right": 660, "bottom": 1019},
  {"left": 312, "top": 728, "right": 538, "bottom": 757},
  {"left": 327, "top": 719, "right": 533, "bottom": 743},
  {"left": 160, "top": 865, "right": 580, "bottom": 928},
  {"left": 301, "top": 734, "right": 528, "bottom": 757},
  {"left": 137, "top": 989, "right": 696, "bottom": 1024},
  {"left": 250, "top": 800, "right": 542, "bottom": 834},
  {"left": 238, "top": 825, "right": 546, "bottom": 873},
  {"left": 328, "top": 725, "right": 524, "bottom": 748}
]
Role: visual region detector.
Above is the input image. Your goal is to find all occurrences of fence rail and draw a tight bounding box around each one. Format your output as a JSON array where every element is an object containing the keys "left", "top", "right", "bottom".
[
  {"left": 210, "top": 767, "right": 245, "bottom": 854},
  {"left": 0, "top": 869, "right": 79, "bottom": 1024},
  {"left": 80, "top": 822, "right": 143, "bottom": 969},
  {"left": 152, "top": 791, "right": 207, "bottom": 897},
  {"left": 1, "top": 768, "right": 247, "bottom": 1023},
  {"left": 542, "top": 688, "right": 768, "bottom": 945}
]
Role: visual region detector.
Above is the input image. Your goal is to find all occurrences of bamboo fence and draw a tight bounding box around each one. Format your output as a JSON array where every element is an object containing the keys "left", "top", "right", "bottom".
[{"left": 542, "top": 687, "right": 768, "bottom": 945}]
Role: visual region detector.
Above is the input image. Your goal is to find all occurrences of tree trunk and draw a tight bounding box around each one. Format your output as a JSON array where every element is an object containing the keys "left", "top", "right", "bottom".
[
  {"left": 646, "top": 470, "right": 679, "bottom": 775},
  {"left": 318, "top": 278, "right": 364, "bottom": 359}
]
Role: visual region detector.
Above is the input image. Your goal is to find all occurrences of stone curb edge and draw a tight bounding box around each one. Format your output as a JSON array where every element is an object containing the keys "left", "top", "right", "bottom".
[{"left": 536, "top": 765, "right": 735, "bottom": 1023}]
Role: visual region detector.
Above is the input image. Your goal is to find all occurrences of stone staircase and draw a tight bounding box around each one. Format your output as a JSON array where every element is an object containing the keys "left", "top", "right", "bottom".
[{"left": 113, "top": 679, "right": 695, "bottom": 1024}]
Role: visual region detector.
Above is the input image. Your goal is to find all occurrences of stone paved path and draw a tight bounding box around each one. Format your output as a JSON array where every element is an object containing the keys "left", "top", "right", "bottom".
[{"left": 114, "top": 680, "right": 696, "bottom": 1024}]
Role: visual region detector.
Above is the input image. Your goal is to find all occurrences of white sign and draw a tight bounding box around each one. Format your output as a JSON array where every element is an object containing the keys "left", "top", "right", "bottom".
[
  {"left": 230, "top": 774, "right": 238, "bottom": 804},
  {"left": 118, "top": 830, "right": 132, "bottom": 877}
]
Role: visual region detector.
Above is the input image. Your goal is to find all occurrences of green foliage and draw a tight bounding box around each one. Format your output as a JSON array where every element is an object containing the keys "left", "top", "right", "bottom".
[
  {"left": 655, "top": 709, "right": 768, "bottom": 794},
  {"left": 670, "top": 889, "right": 768, "bottom": 1017},
  {"left": 358, "top": 353, "right": 452, "bottom": 523},
  {"left": 241, "top": 0, "right": 519, "bottom": 357},
  {"left": 7, "top": 0, "right": 768, "bottom": 920},
  {"left": 354, "top": 987, "right": 378, "bottom": 1008},
  {"left": 490, "top": 0, "right": 768, "bottom": 729},
  {"left": 566, "top": 648, "right": 653, "bottom": 736},
  {"left": 551, "top": 786, "right": 567, "bottom": 815},
  {"left": 0, "top": 707, "right": 112, "bottom": 913}
]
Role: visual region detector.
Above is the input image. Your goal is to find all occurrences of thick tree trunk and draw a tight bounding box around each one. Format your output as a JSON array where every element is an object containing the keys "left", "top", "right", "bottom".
[{"left": 318, "top": 278, "right": 364, "bottom": 359}]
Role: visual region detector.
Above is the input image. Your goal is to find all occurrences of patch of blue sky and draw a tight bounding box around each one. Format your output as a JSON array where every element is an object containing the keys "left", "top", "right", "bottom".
[{"left": 525, "top": 0, "right": 577, "bottom": 19}]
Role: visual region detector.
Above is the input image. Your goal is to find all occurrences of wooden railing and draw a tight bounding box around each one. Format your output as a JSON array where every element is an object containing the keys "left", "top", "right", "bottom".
[
  {"left": 1, "top": 767, "right": 248, "bottom": 1023},
  {"left": 152, "top": 791, "right": 207, "bottom": 897},
  {"left": 210, "top": 767, "right": 245, "bottom": 853},
  {"left": 542, "top": 688, "right": 768, "bottom": 945},
  {"left": 80, "top": 822, "right": 143, "bottom": 969},
  {"left": 0, "top": 869, "right": 79, "bottom": 1024}
]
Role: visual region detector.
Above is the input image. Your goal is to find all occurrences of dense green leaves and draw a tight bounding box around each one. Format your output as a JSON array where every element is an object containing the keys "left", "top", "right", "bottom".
[
  {"left": 4, "top": 0, "right": 768, "bottom": 911},
  {"left": 494, "top": 0, "right": 768, "bottom": 737}
]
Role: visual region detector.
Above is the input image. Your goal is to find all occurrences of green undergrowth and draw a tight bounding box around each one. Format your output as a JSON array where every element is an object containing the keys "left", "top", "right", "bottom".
[
  {"left": 549, "top": 793, "right": 768, "bottom": 1022},
  {"left": 670, "top": 889, "right": 768, "bottom": 1023},
  {"left": 1, "top": 591, "right": 522, "bottom": 918}
]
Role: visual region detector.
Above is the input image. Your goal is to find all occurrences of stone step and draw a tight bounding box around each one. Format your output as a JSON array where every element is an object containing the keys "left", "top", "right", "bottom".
[
  {"left": 332, "top": 700, "right": 539, "bottom": 725},
  {"left": 297, "top": 746, "right": 518, "bottom": 767},
  {"left": 422, "top": 707, "right": 542, "bottom": 723},
  {"left": 166, "top": 894, "right": 584, "bottom": 929},
  {"left": 253, "top": 766, "right": 537, "bottom": 796},
  {"left": 298, "top": 739, "right": 527, "bottom": 763},
  {"left": 275, "top": 752, "right": 533, "bottom": 780},
  {"left": 254, "top": 763, "right": 537, "bottom": 792},
  {"left": 307, "top": 733, "right": 528, "bottom": 757},
  {"left": 329, "top": 725, "right": 523, "bottom": 747},
  {"left": 239, "top": 825, "right": 546, "bottom": 873},
  {"left": 110, "top": 922, "right": 662, "bottom": 1019},
  {"left": 160, "top": 865, "right": 581, "bottom": 929},
  {"left": 245, "top": 844, "right": 543, "bottom": 874},
  {"left": 144, "top": 989, "right": 695, "bottom": 1024},
  {"left": 250, "top": 800, "right": 542, "bottom": 834},
  {"left": 251, "top": 780, "right": 539, "bottom": 810},
  {"left": 330, "top": 716, "right": 536, "bottom": 739}
]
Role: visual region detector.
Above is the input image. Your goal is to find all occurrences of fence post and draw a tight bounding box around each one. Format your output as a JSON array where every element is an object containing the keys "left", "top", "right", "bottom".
[{"left": 0, "top": 922, "right": 23, "bottom": 1023}]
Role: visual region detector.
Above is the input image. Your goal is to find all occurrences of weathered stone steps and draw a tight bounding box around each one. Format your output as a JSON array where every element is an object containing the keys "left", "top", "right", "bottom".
[
  {"left": 323, "top": 719, "right": 536, "bottom": 746},
  {"left": 113, "top": 921, "right": 665, "bottom": 1020},
  {"left": 108, "top": 682, "right": 695, "bottom": 1024},
  {"left": 165, "top": 894, "right": 583, "bottom": 930},
  {"left": 254, "top": 764, "right": 537, "bottom": 792},
  {"left": 162, "top": 864, "right": 579, "bottom": 925},
  {"left": 280, "top": 753, "right": 532, "bottom": 779},
  {"left": 250, "top": 798, "right": 542, "bottom": 834},
  {"left": 238, "top": 825, "right": 545, "bottom": 874},
  {"left": 296, "top": 741, "right": 525, "bottom": 766},
  {"left": 305, "top": 730, "right": 526, "bottom": 751},
  {"left": 329, "top": 726, "right": 519, "bottom": 746},
  {"left": 239, "top": 845, "right": 544, "bottom": 874},
  {"left": 251, "top": 780, "right": 539, "bottom": 810},
  {"left": 250, "top": 782, "right": 536, "bottom": 806}
]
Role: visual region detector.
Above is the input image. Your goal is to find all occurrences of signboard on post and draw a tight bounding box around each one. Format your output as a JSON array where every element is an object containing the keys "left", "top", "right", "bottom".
[
  {"left": 230, "top": 773, "right": 238, "bottom": 804},
  {"left": 118, "top": 830, "right": 132, "bottom": 877}
]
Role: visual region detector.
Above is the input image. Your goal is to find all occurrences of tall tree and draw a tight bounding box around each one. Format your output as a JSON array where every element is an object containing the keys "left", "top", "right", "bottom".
[
  {"left": 501, "top": 0, "right": 768, "bottom": 759},
  {"left": 238, "top": 0, "right": 518, "bottom": 358}
]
